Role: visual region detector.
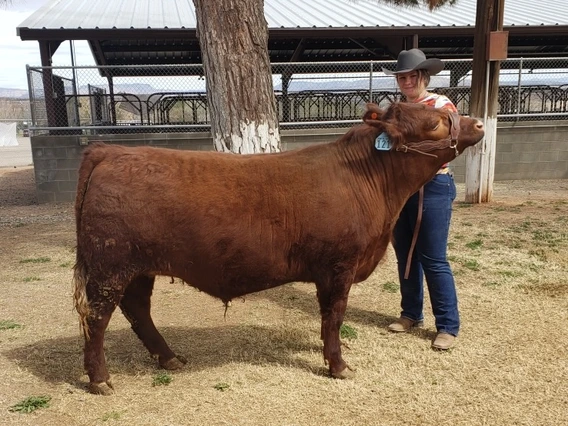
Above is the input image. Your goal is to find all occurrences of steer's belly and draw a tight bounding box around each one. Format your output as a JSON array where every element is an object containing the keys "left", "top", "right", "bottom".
[{"left": 159, "top": 261, "right": 297, "bottom": 302}]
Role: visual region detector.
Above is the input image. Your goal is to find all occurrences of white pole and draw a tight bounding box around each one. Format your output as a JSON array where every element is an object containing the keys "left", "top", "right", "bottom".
[{"left": 478, "top": 60, "right": 490, "bottom": 204}]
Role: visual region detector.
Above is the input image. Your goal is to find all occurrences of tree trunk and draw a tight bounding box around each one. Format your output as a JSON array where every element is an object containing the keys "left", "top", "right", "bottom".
[{"left": 192, "top": 0, "right": 281, "bottom": 153}]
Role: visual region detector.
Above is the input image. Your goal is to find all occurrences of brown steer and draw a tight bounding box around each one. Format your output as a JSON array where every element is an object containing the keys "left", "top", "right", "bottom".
[{"left": 73, "top": 102, "right": 484, "bottom": 394}]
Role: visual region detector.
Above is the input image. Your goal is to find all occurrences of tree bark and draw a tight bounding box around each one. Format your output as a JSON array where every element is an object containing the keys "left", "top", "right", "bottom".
[{"left": 192, "top": 0, "right": 280, "bottom": 153}]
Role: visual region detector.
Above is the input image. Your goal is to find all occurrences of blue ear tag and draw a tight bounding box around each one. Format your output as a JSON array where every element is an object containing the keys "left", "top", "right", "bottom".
[{"left": 374, "top": 132, "right": 392, "bottom": 151}]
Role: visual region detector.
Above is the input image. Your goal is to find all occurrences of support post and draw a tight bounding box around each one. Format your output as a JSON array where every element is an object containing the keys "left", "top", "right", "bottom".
[
  {"left": 39, "top": 41, "right": 57, "bottom": 132},
  {"left": 465, "top": 0, "right": 506, "bottom": 203}
]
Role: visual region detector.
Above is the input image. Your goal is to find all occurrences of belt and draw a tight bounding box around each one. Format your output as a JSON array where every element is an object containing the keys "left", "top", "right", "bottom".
[{"left": 436, "top": 167, "right": 450, "bottom": 175}]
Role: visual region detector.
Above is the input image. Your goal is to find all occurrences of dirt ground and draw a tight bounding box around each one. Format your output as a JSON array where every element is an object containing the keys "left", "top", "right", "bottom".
[{"left": 1, "top": 166, "right": 567, "bottom": 426}]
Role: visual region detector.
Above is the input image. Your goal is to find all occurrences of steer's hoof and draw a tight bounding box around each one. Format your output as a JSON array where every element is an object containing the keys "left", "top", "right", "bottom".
[
  {"left": 331, "top": 366, "right": 356, "bottom": 380},
  {"left": 88, "top": 380, "right": 114, "bottom": 395},
  {"left": 161, "top": 355, "right": 187, "bottom": 370}
]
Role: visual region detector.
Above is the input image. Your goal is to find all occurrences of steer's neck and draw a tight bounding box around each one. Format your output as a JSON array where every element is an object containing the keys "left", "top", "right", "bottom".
[
  {"left": 335, "top": 128, "right": 454, "bottom": 224},
  {"left": 371, "top": 151, "right": 452, "bottom": 221}
]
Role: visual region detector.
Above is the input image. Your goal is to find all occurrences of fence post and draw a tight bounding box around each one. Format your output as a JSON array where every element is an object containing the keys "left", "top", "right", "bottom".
[
  {"left": 369, "top": 61, "right": 374, "bottom": 103},
  {"left": 26, "top": 65, "right": 36, "bottom": 130},
  {"left": 516, "top": 57, "right": 523, "bottom": 121}
]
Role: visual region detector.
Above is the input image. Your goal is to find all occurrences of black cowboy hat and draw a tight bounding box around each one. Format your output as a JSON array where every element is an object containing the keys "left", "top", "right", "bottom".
[{"left": 382, "top": 49, "right": 445, "bottom": 76}]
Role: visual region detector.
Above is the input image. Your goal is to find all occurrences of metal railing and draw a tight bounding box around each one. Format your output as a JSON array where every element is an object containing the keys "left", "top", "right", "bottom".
[{"left": 24, "top": 57, "right": 568, "bottom": 135}]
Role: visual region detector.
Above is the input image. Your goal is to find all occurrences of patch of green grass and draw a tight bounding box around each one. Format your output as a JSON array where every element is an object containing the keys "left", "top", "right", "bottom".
[
  {"left": 152, "top": 372, "right": 172, "bottom": 387},
  {"left": 340, "top": 323, "right": 358, "bottom": 340},
  {"left": 463, "top": 259, "right": 480, "bottom": 271},
  {"left": 213, "top": 382, "right": 230, "bottom": 392},
  {"left": 19, "top": 257, "right": 51, "bottom": 264},
  {"left": 0, "top": 320, "right": 22, "bottom": 330},
  {"left": 482, "top": 281, "right": 502, "bottom": 288},
  {"left": 23, "top": 276, "right": 41, "bottom": 282},
  {"left": 102, "top": 411, "right": 122, "bottom": 421},
  {"left": 498, "top": 270, "right": 523, "bottom": 278},
  {"left": 465, "top": 239, "right": 484, "bottom": 250},
  {"left": 527, "top": 261, "right": 544, "bottom": 272},
  {"left": 528, "top": 249, "right": 547, "bottom": 263},
  {"left": 59, "top": 261, "right": 73, "bottom": 268},
  {"left": 14, "top": 222, "right": 25, "bottom": 228},
  {"left": 509, "top": 220, "right": 534, "bottom": 234},
  {"left": 532, "top": 230, "right": 561, "bottom": 248},
  {"left": 493, "top": 205, "right": 521, "bottom": 213},
  {"left": 506, "top": 240, "right": 523, "bottom": 249},
  {"left": 382, "top": 281, "right": 399, "bottom": 293},
  {"left": 9, "top": 396, "right": 51, "bottom": 414}
]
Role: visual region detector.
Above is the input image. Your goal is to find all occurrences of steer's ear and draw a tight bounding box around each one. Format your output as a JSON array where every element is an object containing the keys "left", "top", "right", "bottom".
[{"left": 362, "top": 103, "right": 385, "bottom": 128}]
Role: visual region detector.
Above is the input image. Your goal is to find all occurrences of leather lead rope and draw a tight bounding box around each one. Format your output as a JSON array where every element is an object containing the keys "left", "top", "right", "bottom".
[
  {"left": 401, "top": 112, "right": 460, "bottom": 279},
  {"left": 404, "top": 185, "right": 424, "bottom": 280}
]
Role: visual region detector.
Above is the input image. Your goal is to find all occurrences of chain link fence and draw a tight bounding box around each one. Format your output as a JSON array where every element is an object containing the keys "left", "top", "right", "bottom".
[{"left": 26, "top": 57, "right": 568, "bottom": 135}]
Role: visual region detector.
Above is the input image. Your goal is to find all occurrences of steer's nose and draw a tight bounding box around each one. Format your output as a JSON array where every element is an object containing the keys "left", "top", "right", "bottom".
[{"left": 475, "top": 120, "right": 484, "bottom": 131}]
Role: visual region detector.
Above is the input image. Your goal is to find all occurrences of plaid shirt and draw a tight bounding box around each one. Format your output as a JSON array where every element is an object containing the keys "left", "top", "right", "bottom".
[{"left": 416, "top": 93, "right": 458, "bottom": 112}]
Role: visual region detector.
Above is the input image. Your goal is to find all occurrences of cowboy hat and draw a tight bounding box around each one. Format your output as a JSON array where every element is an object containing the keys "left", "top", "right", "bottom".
[{"left": 382, "top": 49, "right": 445, "bottom": 76}]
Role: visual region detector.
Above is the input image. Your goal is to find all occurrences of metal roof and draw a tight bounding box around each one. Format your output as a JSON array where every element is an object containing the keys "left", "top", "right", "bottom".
[
  {"left": 16, "top": 0, "right": 568, "bottom": 70},
  {"left": 17, "top": 0, "right": 568, "bottom": 30}
]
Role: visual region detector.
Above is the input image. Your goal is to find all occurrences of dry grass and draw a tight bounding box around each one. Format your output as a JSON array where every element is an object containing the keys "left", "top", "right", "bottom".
[{"left": 1, "top": 166, "right": 567, "bottom": 426}]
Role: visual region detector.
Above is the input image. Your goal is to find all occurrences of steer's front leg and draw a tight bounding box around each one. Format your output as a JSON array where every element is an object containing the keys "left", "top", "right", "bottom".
[{"left": 316, "top": 274, "right": 355, "bottom": 379}]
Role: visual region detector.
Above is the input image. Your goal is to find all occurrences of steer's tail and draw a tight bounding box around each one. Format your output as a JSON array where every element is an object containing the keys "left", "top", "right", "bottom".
[
  {"left": 73, "top": 255, "right": 91, "bottom": 339},
  {"left": 73, "top": 142, "right": 111, "bottom": 340}
]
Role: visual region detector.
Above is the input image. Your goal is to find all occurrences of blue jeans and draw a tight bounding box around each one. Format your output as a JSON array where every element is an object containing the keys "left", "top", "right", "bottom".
[{"left": 392, "top": 173, "right": 459, "bottom": 336}]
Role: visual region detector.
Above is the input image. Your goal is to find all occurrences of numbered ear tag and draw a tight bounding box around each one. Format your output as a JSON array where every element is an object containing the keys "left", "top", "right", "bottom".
[{"left": 374, "top": 132, "right": 392, "bottom": 151}]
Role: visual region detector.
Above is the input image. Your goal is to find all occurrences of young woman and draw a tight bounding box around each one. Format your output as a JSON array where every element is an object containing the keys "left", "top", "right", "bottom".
[{"left": 383, "top": 49, "right": 459, "bottom": 350}]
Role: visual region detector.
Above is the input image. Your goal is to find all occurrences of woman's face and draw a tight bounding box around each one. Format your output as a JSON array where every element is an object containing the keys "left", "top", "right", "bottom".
[{"left": 396, "top": 71, "right": 427, "bottom": 102}]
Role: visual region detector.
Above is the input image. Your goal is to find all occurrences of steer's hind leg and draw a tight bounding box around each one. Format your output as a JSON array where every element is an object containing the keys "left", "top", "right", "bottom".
[
  {"left": 83, "top": 277, "right": 123, "bottom": 395},
  {"left": 316, "top": 272, "right": 355, "bottom": 379},
  {"left": 119, "top": 275, "right": 187, "bottom": 370}
]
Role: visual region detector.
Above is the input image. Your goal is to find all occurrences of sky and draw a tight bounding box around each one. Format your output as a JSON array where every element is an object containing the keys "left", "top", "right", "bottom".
[{"left": 0, "top": 0, "right": 93, "bottom": 90}]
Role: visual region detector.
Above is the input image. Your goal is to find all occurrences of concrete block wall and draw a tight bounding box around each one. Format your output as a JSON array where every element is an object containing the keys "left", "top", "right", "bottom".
[
  {"left": 31, "top": 132, "right": 213, "bottom": 203},
  {"left": 30, "top": 120, "right": 568, "bottom": 203},
  {"left": 450, "top": 120, "right": 568, "bottom": 182}
]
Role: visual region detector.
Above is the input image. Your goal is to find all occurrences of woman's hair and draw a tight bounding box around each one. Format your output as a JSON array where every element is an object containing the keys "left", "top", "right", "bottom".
[
  {"left": 396, "top": 69, "right": 431, "bottom": 87},
  {"left": 418, "top": 69, "right": 431, "bottom": 87}
]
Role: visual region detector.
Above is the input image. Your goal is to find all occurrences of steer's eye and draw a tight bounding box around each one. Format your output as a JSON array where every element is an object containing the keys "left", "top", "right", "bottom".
[{"left": 428, "top": 121, "right": 440, "bottom": 131}]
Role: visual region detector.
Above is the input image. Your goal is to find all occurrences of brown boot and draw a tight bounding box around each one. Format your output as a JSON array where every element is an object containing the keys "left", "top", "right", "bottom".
[
  {"left": 388, "top": 317, "right": 424, "bottom": 333},
  {"left": 431, "top": 332, "right": 456, "bottom": 350}
]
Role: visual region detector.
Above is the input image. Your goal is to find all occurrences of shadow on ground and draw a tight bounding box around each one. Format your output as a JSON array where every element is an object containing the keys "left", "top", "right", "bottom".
[
  {"left": 3, "top": 323, "right": 330, "bottom": 392},
  {"left": 256, "top": 283, "right": 437, "bottom": 341}
]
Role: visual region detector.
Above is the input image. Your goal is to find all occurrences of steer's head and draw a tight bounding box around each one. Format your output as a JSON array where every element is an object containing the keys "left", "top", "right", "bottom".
[{"left": 363, "top": 102, "right": 485, "bottom": 160}]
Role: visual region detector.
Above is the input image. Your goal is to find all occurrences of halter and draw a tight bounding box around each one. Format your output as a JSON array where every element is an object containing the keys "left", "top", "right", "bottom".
[{"left": 395, "top": 111, "right": 461, "bottom": 158}]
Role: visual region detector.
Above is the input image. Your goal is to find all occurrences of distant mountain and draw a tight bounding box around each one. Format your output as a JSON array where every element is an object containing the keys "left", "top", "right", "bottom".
[
  {"left": 0, "top": 84, "right": 165, "bottom": 99},
  {"left": 0, "top": 88, "right": 29, "bottom": 99},
  {"left": 78, "top": 83, "right": 160, "bottom": 95}
]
